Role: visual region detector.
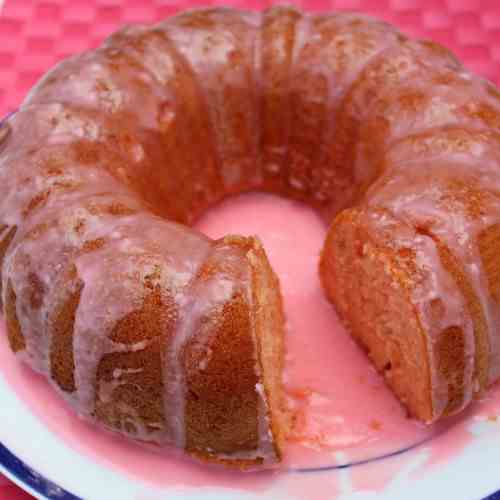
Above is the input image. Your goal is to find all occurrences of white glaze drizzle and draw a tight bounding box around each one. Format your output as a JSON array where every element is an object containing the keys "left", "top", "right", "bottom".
[
  {"left": 363, "top": 209, "right": 475, "bottom": 419},
  {"left": 160, "top": 9, "right": 261, "bottom": 191},
  {"left": 72, "top": 214, "right": 212, "bottom": 421},
  {"left": 367, "top": 156, "right": 500, "bottom": 390},
  {"left": 164, "top": 247, "right": 241, "bottom": 447}
]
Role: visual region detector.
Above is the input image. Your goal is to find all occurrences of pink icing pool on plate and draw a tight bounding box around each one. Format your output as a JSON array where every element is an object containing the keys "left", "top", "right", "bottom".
[{"left": 2, "top": 192, "right": 500, "bottom": 496}]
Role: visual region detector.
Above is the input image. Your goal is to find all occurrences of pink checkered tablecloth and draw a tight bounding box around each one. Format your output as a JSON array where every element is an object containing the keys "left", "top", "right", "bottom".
[
  {"left": 0, "top": 475, "right": 31, "bottom": 500},
  {"left": 2, "top": 0, "right": 500, "bottom": 497}
]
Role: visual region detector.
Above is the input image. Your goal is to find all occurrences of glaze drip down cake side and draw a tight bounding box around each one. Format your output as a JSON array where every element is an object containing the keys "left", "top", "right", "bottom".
[{"left": 1, "top": 6, "right": 500, "bottom": 468}]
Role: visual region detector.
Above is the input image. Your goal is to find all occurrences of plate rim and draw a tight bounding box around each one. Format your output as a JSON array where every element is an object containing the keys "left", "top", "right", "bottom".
[{"left": 0, "top": 441, "right": 79, "bottom": 500}]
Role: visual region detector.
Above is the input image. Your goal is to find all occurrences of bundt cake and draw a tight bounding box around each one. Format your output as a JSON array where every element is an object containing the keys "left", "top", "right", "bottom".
[{"left": 1, "top": 5, "right": 500, "bottom": 468}]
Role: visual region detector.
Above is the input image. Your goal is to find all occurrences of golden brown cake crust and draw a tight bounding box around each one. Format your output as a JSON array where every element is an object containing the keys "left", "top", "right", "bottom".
[{"left": 2, "top": 6, "right": 500, "bottom": 468}]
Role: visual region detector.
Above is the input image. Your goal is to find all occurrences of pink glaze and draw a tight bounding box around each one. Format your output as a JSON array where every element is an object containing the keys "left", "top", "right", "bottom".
[{"left": 1, "top": 192, "right": 500, "bottom": 496}]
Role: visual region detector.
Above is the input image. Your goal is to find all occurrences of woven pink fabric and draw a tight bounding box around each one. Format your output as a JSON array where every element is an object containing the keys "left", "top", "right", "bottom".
[{"left": 1, "top": 0, "right": 500, "bottom": 497}]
